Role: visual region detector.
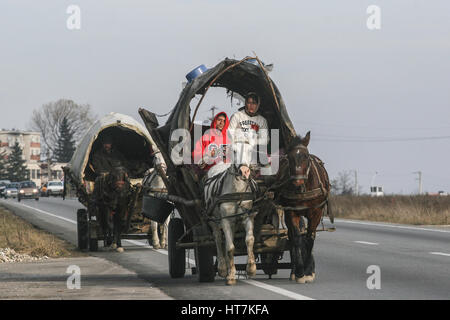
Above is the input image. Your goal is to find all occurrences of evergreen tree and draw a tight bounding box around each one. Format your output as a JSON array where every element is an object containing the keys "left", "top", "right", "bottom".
[
  {"left": 7, "top": 142, "right": 28, "bottom": 181},
  {"left": 0, "top": 150, "right": 7, "bottom": 180},
  {"left": 54, "top": 117, "right": 76, "bottom": 163}
]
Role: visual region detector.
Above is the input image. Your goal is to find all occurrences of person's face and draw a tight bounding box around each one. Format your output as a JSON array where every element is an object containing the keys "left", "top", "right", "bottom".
[
  {"left": 215, "top": 115, "right": 226, "bottom": 131},
  {"left": 245, "top": 97, "right": 259, "bottom": 114},
  {"left": 103, "top": 143, "right": 112, "bottom": 152}
]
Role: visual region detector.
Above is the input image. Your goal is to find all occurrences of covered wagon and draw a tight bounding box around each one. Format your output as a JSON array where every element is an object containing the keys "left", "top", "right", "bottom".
[
  {"left": 138, "top": 56, "right": 303, "bottom": 282},
  {"left": 63, "top": 112, "right": 165, "bottom": 251}
]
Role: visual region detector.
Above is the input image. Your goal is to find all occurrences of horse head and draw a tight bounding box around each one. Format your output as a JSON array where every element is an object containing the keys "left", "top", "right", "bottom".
[
  {"left": 107, "top": 166, "right": 130, "bottom": 197},
  {"left": 286, "top": 131, "right": 311, "bottom": 189}
]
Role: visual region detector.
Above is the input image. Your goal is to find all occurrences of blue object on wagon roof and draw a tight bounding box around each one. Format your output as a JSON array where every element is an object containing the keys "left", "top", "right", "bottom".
[{"left": 186, "top": 64, "right": 208, "bottom": 82}]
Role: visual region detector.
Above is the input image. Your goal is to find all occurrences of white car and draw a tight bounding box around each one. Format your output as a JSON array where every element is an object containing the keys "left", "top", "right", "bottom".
[{"left": 46, "top": 181, "right": 64, "bottom": 197}]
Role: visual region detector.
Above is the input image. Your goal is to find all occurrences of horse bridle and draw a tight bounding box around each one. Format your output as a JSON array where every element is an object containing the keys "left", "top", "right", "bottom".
[{"left": 289, "top": 145, "right": 311, "bottom": 182}]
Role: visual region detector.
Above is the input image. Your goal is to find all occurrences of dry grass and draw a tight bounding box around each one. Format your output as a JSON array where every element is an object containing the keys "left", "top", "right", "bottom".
[
  {"left": 0, "top": 205, "right": 85, "bottom": 258},
  {"left": 330, "top": 195, "right": 450, "bottom": 225}
]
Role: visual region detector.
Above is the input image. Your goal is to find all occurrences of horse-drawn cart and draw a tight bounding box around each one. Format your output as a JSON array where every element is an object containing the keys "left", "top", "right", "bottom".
[
  {"left": 138, "top": 56, "right": 333, "bottom": 284},
  {"left": 63, "top": 112, "right": 163, "bottom": 251}
]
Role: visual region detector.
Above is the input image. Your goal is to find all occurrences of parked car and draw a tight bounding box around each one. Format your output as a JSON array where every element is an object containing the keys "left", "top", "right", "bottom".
[
  {"left": 0, "top": 180, "right": 12, "bottom": 198},
  {"left": 17, "top": 181, "right": 39, "bottom": 202},
  {"left": 46, "top": 181, "right": 64, "bottom": 197},
  {"left": 4, "top": 183, "right": 20, "bottom": 199}
]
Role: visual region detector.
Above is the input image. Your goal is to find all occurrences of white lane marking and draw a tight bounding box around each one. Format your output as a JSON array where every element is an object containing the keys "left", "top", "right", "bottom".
[
  {"left": 8, "top": 202, "right": 314, "bottom": 300},
  {"left": 127, "top": 240, "right": 313, "bottom": 300},
  {"left": 242, "top": 279, "right": 314, "bottom": 300},
  {"left": 334, "top": 219, "right": 450, "bottom": 234},
  {"left": 429, "top": 252, "right": 450, "bottom": 257},
  {"left": 13, "top": 202, "right": 77, "bottom": 225},
  {"left": 354, "top": 241, "right": 379, "bottom": 246}
]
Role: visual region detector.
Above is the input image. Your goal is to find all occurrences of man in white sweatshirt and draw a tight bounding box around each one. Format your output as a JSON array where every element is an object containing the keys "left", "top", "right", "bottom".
[{"left": 227, "top": 92, "right": 269, "bottom": 177}]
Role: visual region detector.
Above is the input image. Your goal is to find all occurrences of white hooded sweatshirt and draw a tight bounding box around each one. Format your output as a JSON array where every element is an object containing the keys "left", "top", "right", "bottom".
[{"left": 228, "top": 109, "right": 269, "bottom": 166}]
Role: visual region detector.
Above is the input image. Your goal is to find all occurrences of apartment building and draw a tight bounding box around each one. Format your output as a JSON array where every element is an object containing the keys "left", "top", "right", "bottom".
[{"left": 0, "top": 129, "right": 42, "bottom": 186}]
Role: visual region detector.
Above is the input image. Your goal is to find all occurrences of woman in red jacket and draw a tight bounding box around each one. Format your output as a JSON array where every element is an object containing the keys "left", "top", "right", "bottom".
[{"left": 192, "top": 112, "right": 229, "bottom": 172}]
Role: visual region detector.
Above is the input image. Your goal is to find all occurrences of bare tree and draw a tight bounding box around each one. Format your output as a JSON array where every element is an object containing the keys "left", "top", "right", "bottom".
[
  {"left": 29, "top": 99, "right": 97, "bottom": 160},
  {"left": 332, "top": 170, "right": 354, "bottom": 195}
]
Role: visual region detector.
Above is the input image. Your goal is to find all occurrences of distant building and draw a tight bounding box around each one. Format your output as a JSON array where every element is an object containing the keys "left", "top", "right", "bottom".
[
  {"left": 370, "top": 186, "right": 384, "bottom": 197},
  {"left": 39, "top": 162, "right": 66, "bottom": 183},
  {"left": 0, "top": 129, "right": 42, "bottom": 186}
]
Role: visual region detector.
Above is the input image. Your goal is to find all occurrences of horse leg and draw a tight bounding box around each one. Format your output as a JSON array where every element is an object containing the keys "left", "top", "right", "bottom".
[
  {"left": 150, "top": 220, "right": 161, "bottom": 249},
  {"left": 221, "top": 219, "right": 236, "bottom": 285},
  {"left": 285, "top": 212, "right": 299, "bottom": 281},
  {"left": 243, "top": 215, "right": 256, "bottom": 277},
  {"left": 287, "top": 212, "right": 307, "bottom": 283},
  {"left": 210, "top": 222, "right": 227, "bottom": 278},
  {"left": 107, "top": 210, "right": 116, "bottom": 249},
  {"left": 303, "top": 208, "right": 322, "bottom": 282},
  {"left": 114, "top": 211, "right": 124, "bottom": 253},
  {"left": 160, "top": 217, "right": 169, "bottom": 249}
]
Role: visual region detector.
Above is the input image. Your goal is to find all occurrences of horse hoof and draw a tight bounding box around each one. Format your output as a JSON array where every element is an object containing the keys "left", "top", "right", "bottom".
[
  {"left": 295, "top": 276, "right": 307, "bottom": 284},
  {"left": 153, "top": 243, "right": 161, "bottom": 249},
  {"left": 247, "top": 264, "right": 257, "bottom": 277},
  {"left": 116, "top": 247, "right": 124, "bottom": 253},
  {"left": 305, "top": 273, "right": 316, "bottom": 283},
  {"left": 290, "top": 274, "right": 296, "bottom": 281},
  {"left": 226, "top": 279, "right": 236, "bottom": 286}
]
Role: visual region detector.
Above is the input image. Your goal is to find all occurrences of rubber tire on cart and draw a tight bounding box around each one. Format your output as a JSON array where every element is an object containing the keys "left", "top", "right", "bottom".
[
  {"left": 195, "top": 246, "right": 216, "bottom": 282},
  {"left": 168, "top": 218, "right": 186, "bottom": 278},
  {"left": 77, "top": 209, "right": 89, "bottom": 250},
  {"left": 89, "top": 237, "right": 98, "bottom": 251}
]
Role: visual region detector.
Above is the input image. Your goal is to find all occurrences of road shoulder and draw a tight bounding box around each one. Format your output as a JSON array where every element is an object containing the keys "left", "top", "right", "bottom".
[{"left": 0, "top": 256, "right": 173, "bottom": 300}]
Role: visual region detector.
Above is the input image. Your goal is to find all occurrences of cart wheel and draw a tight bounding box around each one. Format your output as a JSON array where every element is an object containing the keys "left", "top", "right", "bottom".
[
  {"left": 89, "top": 237, "right": 98, "bottom": 251},
  {"left": 195, "top": 246, "right": 216, "bottom": 282},
  {"left": 261, "top": 253, "right": 279, "bottom": 278},
  {"left": 168, "top": 218, "right": 186, "bottom": 278},
  {"left": 77, "top": 209, "right": 89, "bottom": 250},
  {"left": 88, "top": 218, "right": 98, "bottom": 252}
]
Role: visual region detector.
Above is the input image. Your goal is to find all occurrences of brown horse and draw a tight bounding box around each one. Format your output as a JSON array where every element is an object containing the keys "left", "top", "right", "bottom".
[
  {"left": 275, "top": 131, "right": 332, "bottom": 283},
  {"left": 93, "top": 166, "right": 131, "bottom": 252}
]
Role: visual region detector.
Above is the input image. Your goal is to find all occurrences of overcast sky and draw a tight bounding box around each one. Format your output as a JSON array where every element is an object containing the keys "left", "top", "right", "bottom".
[{"left": 1, "top": 0, "right": 449, "bottom": 194}]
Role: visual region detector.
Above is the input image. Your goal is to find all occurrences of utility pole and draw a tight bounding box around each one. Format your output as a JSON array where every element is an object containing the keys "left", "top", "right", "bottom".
[
  {"left": 208, "top": 106, "right": 218, "bottom": 122},
  {"left": 354, "top": 170, "right": 358, "bottom": 195},
  {"left": 413, "top": 171, "right": 422, "bottom": 195}
]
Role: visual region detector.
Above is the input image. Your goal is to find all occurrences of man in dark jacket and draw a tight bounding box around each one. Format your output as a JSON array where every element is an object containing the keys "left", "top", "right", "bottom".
[{"left": 91, "top": 135, "right": 126, "bottom": 175}]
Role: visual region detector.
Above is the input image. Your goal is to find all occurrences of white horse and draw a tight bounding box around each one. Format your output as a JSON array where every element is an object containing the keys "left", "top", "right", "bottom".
[
  {"left": 142, "top": 165, "right": 170, "bottom": 250},
  {"left": 205, "top": 143, "right": 258, "bottom": 285}
]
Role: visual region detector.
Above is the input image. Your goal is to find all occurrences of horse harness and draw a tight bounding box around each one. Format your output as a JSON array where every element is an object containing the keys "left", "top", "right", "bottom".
[
  {"left": 203, "top": 166, "right": 259, "bottom": 222},
  {"left": 280, "top": 153, "right": 329, "bottom": 211}
]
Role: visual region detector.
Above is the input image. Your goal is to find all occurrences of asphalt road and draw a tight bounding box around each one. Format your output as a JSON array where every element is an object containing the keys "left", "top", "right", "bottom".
[{"left": 1, "top": 197, "right": 449, "bottom": 300}]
